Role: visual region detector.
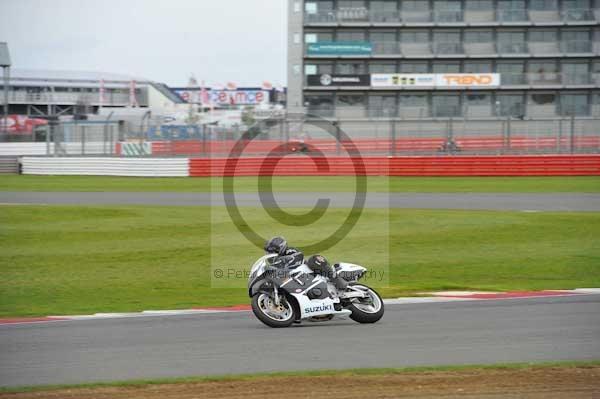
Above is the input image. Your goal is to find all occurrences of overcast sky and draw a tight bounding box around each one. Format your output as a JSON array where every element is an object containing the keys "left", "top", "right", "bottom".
[{"left": 0, "top": 0, "right": 287, "bottom": 87}]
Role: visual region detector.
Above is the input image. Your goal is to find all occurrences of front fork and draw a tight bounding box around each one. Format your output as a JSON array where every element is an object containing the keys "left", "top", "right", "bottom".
[{"left": 273, "top": 285, "right": 280, "bottom": 306}]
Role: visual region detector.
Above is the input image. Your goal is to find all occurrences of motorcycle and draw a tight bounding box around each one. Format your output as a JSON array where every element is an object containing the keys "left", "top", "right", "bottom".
[{"left": 247, "top": 253, "right": 384, "bottom": 328}]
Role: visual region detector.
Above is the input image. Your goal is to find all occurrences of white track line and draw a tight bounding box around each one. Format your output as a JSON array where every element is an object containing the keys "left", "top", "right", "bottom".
[{"left": 2, "top": 289, "right": 599, "bottom": 326}]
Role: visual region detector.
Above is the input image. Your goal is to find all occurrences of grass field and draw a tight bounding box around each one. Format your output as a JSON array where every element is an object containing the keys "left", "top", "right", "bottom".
[
  {"left": 1, "top": 204, "right": 599, "bottom": 317},
  {"left": 1, "top": 175, "right": 600, "bottom": 192},
  {"left": 2, "top": 361, "right": 598, "bottom": 396}
]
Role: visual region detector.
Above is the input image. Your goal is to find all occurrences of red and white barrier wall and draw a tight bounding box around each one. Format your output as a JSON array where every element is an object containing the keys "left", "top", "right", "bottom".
[
  {"left": 21, "top": 157, "right": 189, "bottom": 177},
  {"left": 19, "top": 154, "right": 600, "bottom": 177},
  {"left": 190, "top": 155, "right": 600, "bottom": 177}
]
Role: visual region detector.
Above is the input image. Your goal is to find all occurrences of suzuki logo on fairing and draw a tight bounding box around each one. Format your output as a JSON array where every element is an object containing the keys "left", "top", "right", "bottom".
[{"left": 305, "top": 304, "right": 333, "bottom": 313}]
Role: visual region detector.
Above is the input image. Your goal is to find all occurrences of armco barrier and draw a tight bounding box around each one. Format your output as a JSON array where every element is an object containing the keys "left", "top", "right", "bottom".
[
  {"left": 190, "top": 155, "right": 600, "bottom": 177},
  {"left": 0, "top": 157, "right": 19, "bottom": 174},
  {"left": 0, "top": 142, "right": 115, "bottom": 156},
  {"left": 21, "top": 157, "right": 189, "bottom": 177}
]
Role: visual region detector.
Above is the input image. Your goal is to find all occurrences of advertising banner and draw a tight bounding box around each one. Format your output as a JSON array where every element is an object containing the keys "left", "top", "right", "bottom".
[
  {"left": 371, "top": 74, "right": 436, "bottom": 88},
  {"left": 307, "top": 74, "right": 371, "bottom": 87},
  {"left": 174, "top": 89, "right": 270, "bottom": 106},
  {"left": 307, "top": 41, "right": 373, "bottom": 55},
  {"left": 436, "top": 74, "right": 501, "bottom": 87},
  {"left": 371, "top": 73, "right": 500, "bottom": 88}
]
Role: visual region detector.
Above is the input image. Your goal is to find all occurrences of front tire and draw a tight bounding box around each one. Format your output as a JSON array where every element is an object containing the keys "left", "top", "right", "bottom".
[
  {"left": 251, "top": 293, "right": 297, "bottom": 328},
  {"left": 347, "top": 284, "right": 384, "bottom": 324}
]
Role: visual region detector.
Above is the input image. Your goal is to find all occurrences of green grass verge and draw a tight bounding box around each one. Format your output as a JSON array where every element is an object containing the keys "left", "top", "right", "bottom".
[
  {"left": 2, "top": 360, "right": 599, "bottom": 393},
  {"left": 1, "top": 205, "right": 599, "bottom": 317},
  {"left": 1, "top": 175, "right": 599, "bottom": 192}
]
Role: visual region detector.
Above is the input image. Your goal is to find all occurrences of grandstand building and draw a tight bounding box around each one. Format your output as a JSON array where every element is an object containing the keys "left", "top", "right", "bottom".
[
  {"left": 3, "top": 69, "right": 185, "bottom": 118},
  {"left": 287, "top": 0, "right": 600, "bottom": 119}
]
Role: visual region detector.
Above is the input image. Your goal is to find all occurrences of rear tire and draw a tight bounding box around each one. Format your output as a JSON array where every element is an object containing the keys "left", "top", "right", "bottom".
[
  {"left": 251, "top": 293, "right": 297, "bottom": 328},
  {"left": 348, "top": 285, "right": 384, "bottom": 324}
]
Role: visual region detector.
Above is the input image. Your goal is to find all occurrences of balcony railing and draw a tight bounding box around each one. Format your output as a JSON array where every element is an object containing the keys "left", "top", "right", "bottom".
[
  {"left": 562, "top": 8, "right": 596, "bottom": 22},
  {"left": 2, "top": 90, "right": 143, "bottom": 106},
  {"left": 496, "top": 9, "right": 529, "bottom": 22},
  {"left": 485, "top": 73, "right": 593, "bottom": 86},
  {"left": 497, "top": 42, "right": 529, "bottom": 54},
  {"left": 304, "top": 8, "right": 598, "bottom": 24},
  {"left": 435, "top": 42, "right": 464, "bottom": 55},
  {"left": 372, "top": 42, "right": 401, "bottom": 55},
  {"left": 560, "top": 40, "right": 593, "bottom": 53},
  {"left": 307, "top": 40, "right": 594, "bottom": 57}
]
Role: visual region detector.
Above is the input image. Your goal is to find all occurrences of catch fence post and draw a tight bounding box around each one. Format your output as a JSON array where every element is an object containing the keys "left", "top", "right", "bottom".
[
  {"left": 557, "top": 118, "right": 563, "bottom": 153},
  {"left": 390, "top": 118, "right": 396, "bottom": 156},
  {"left": 334, "top": 120, "right": 341, "bottom": 155},
  {"left": 570, "top": 114, "right": 575, "bottom": 154}
]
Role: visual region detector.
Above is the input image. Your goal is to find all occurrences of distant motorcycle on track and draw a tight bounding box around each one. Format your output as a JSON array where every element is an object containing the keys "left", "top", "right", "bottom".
[{"left": 247, "top": 253, "right": 384, "bottom": 328}]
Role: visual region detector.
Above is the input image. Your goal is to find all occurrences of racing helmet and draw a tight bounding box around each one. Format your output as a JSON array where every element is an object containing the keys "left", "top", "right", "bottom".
[{"left": 264, "top": 236, "right": 288, "bottom": 256}]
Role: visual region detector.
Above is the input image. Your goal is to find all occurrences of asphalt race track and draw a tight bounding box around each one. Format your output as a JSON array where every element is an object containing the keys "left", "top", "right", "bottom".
[
  {"left": 1, "top": 295, "right": 599, "bottom": 387},
  {"left": 2, "top": 192, "right": 600, "bottom": 210}
]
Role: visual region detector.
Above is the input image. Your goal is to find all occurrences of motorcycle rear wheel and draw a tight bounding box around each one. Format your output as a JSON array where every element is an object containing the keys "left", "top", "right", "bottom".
[{"left": 347, "top": 284, "right": 385, "bottom": 324}]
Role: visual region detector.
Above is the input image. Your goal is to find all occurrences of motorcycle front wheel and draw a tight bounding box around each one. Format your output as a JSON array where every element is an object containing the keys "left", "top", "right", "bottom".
[
  {"left": 251, "top": 293, "right": 297, "bottom": 328},
  {"left": 347, "top": 284, "right": 385, "bottom": 324}
]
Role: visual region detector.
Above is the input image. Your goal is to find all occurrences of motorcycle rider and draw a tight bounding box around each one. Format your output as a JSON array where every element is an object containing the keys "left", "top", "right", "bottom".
[
  {"left": 264, "top": 236, "right": 304, "bottom": 269},
  {"left": 264, "top": 236, "right": 347, "bottom": 290}
]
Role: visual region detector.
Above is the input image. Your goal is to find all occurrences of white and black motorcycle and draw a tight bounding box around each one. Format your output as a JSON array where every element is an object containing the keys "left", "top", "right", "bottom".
[{"left": 248, "top": 253, "right": 384, "bottom": 328}]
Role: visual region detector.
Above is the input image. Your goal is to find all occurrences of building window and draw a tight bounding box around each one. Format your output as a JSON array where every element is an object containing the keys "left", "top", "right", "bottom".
[
  {"left": 336, "top": 30, "right": 366, "bottom": 42},
  {"left": 369, "top": 62, "right": 397, "bottom": 73},
  {"left": 466, "top": 92, "right": 492, "bottom": 117},
  {"left": 465, "top": 0, "right": 493, "bottom": 10},
  {"left": 497, "top": 0, "right": 527, "bottom": 21},
  {"left": 560, "top": 93, "right": 589, "bottom": 116},
  {"left": 497, "top": 31, "right": 527, "bottom": 53},
  {"left": 529, "top": 60, "right": 559, "bottom": 84},
  {"left": 337, "top": 94, "right": 366, "bottom": 115},
  {"left": 562, "top": 30, "right": 591, "bottom": 52},
  {"left": 497, "top": 0, "right": 526, "bottom": 9},
  {"left": 465, "top": 30, "right": 493, "bottom": 43},
  {"left": 529, "top": 30, "right": 558, "bottom": 42},
  {"left": 433, "top": 61, "right": 460, "bottom": 73},
  {"left": 368, "top": 95, "right": 398, "bottom": 117},
  {"left": 306, "top": 32, "right": 333, "bottom": 42},
  {"left": 338, "top": 0, "right": 366, "bottom": 8},
  {"left": 496, "top": 93, "right": 525, "bottom": 117},
  {"left": 305, "top": 93, "right": 334, "bottom": 116},
  {"left": 466, "top": 93, "right": 490, "bottom": 106},
  {"left": 562, "top": 0, "right": 590, "bottom": 10},
  {"left": 370, "top": 31, "right": 398, "bottom": 54},
  {"left": 402, "top": 0, "right": 429, "bottom": 11},
  {"left": 530, "top": 0, "right": 558, "bottom": 9},
  {"left": 399, "top": 62, "right": 429, "bottom": 73},
  {"left": 531, "top": 93, "right": 556, "bottom": 105},
  {"left": 401, "top": 30, "right": 429, "bottom": 43},
  {"left": 432, "top": 94, "right": 461, "bottom": 117},
  {"left": 464, "top": 61, "right": 492, "bottom": 73},
  {"left": 497, "top": 61, "right": 525, "bottom": 84},
  {"left": 433, "top": 30, "right": 462, "bottom": 54},
  {"left": 335, "top": 62, "right": 366, "bottom": 74},
  {"left": 400, "top": 94, "right": 428, "bottom": 107},
  {"left": 562, "top": 62, "right": 590, "bottom": 85}
]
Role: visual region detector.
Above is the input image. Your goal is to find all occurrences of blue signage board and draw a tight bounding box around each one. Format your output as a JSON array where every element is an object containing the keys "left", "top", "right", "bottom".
[{"left": 307, "top": 41, "right": 373, "bottom": 55}]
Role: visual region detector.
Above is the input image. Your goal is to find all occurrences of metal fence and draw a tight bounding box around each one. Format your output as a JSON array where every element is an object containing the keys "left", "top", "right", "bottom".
[{"left": 5, "top": 112, "right": 599, "bottom": 157}]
